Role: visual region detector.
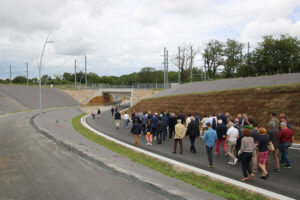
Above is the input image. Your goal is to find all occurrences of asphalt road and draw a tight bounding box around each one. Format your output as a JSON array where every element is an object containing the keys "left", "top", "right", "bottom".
[
  {"left": 86, "top": 109, "right": 300, "bottom": 199},
  {"left": 0, "top": 110, "right": 191, "bottom": 200},
  {"left": 154, "top": 73, "right": 300, "bottom": 97}
]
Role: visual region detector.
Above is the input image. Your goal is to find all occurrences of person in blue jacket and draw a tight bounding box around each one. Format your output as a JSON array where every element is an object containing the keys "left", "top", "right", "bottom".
[
  {"left": 151, "top": 113, "right": 159, "bottom": 140},
  {"left": 202, "top": 122, "right": 218, "bottom": 168}
]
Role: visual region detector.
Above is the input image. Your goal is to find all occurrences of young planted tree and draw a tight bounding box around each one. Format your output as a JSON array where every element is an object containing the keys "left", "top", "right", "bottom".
[{"left": 171, "top": 44, "right": 197, "bottom": 83}]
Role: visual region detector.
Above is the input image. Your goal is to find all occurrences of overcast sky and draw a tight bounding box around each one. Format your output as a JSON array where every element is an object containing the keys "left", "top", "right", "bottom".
[{"left": 0, "top": 0, "right": 299, "bottom": 79}]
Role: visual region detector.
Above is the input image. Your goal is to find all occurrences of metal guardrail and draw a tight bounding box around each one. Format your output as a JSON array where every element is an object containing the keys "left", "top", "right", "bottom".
[{"left": 92, "top": 83, "right": 171, "bottom": 89}]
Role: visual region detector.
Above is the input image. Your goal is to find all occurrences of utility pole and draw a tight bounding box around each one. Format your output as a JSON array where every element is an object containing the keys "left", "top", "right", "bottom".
[
  {"left": 9, "top": 65, "right": 12, "bottom": 85},
  {"left": 166, "top": 50, "right": 169, "bottom": 88},
  {"left": 190, "top": 46, "right": 193, "bottom": 82},
  {"left": 74, "top": 59, "right": 77, "bottom": 89},
  {"left": 26, "top": 62, "right": 29, "bottom": 86},
  {"left": 247, "top": 42, "right": 250, "bottom": 77},
  {"left": 85, "top": 55, "right": 87, "bottom": 87},
  {"left": 178, "top": 47, "right": 181, "bottom": 84},
  {"left": 163, "top": 47, "right": 167, "bottom": 88},
  {"left": 204, "top": 57, "right": 206, "bottom": 81}
]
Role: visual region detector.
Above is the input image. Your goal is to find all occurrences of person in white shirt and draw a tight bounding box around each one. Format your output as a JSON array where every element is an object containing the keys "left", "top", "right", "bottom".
[
  {"left": 186, "top": 113, "right": 192, "bottom": 126},
  {"left": 226, "top": 122, "right": 239, "bottom": 165},
  {"left": 123, "top": 112, "right": 130, "bottom": 128},
  {"left": 201, "top": 115, "right": 209, "bottom": 135}
]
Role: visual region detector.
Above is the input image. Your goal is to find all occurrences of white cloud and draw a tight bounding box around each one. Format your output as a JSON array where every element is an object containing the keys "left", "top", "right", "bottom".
[{"left": 0, "top": 0, "right": 299, "bottom": 77}]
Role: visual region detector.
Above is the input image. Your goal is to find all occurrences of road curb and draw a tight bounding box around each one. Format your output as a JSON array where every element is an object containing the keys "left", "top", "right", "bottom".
[{"left": 81, "top": 114, "right": 295, "bottom": 200}]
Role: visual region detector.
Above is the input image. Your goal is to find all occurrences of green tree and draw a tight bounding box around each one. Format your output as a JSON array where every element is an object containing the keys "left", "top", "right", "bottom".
[
  {"left": 137, "top": 67, "right": 156, "bottom": 83},
  {"left": 13, "top": 76, "right": 27, "bottom": 84},
  {"left": 274, "top": 35, "right": 300, "bottom": 73},
  {"left": 223, "top": 39, "right": 244, "bottom": 78},
  {"left": 202, "top": 40, "right": 224, "bottom": 79}
]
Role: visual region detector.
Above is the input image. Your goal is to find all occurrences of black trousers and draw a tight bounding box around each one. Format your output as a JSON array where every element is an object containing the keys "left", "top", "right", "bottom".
[
  {"left": 152, "top": 128, "right": 157, "bottom": 137},
  {"left": 157, "top": 131, "right": 163, "bottom": 144},
  {"left": 169, "top": 126, "right": 175, "bottom": 138},
  {"left": 240, "top": 152, "right": 253, "bottom": 178},
  {"left": 141, "top": 124, "right": 146, "bottom": 135},
  {"left": 206, "top": 146, "right": 213, "bottom": 165},
  {"left": 189, "top": 136, "right": 196, "bottom": 153},
  {"left": 235, "top": 138, "right": 241, "bottom": 157}
]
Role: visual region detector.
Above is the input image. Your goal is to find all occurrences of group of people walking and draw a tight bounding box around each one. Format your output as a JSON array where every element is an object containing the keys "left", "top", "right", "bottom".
[{"left": 107, "top": 109, "right": 294, "bottom": 182}]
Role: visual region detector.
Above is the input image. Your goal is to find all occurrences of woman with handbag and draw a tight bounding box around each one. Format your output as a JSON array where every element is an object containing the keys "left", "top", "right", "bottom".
[{"left": 266, "top": 121, "right": 280, "bottom": 171}]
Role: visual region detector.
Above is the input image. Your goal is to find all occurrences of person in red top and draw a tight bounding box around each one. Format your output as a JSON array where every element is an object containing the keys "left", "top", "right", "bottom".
[{"left": 279, "top": 122, "right": 294, "bottom": 168}]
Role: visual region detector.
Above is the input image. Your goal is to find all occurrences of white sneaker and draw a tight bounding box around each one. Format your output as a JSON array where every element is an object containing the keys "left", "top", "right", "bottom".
[
  {"left": 150, "top": 143, "right": 152, "bottom": 146},
  {"left": 228, "top": 161, "right": 233, "bottom": 165},
  {"left": 233, "top": 158, "right": 238, "bottom": 166}
]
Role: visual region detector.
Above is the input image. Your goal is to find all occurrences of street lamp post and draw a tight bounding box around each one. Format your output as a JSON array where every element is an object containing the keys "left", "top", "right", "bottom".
[{"left": 39, "top": 31, "right": 54, "bottom": 116}]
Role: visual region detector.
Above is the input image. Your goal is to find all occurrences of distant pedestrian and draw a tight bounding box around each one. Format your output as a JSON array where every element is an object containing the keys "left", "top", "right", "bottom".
[
  {"left": 141, "top": 113, "right": 148, "bottom": 135},
  {"left": 168, "top": 113, "right": 177, "bottom": 138},
  {"left": 280, "top": 116, "right": 292, "bottom": 130},
  {"left": 178, "top": 111, "right": 185, "bottom": 124},
  {"left": 266, "top": 121, "right": 280, "bottom": 171},
  {"left": 194, "top": 113, "right": 200, "bottom": 125},
  {"left": 201, "top": 115, "right": 209, "bottom": 135},
  {"left": 234, "top": 118, "right": 242, "bottom": 158},
  {"left": 157, "top": 117, "right": 165, "bottom": 144},
  {"left": 238, "top": 128, "right": 255, "bottom": 182},
  {"left": 186, "top": 116, "right": 200, "bottom": 153},
  {"left": 162, "top": 113, "right": 169, "bottom": 140},
  {"left": 208, "top": 114, "right": 217, "bottom": 130},
  {"left": 131, "top": 119, "right": 141, "bottom": 146},
  {"left": 91, "top": 111, "right": 96, "bottom": 119},
  {"left": 97, "top": 108, "right": 101, "bottom": 118},
  {"left": 269, "top": 112, "right": 280, "bottom": 129},
  {"left": 145, "top": 120, "right": 153, "bottom": 146},
  {"left": 216, "top": 120, "right": 228, "bottom": 156},
  {"left": 226, "top": 122, "right": 239, "bottom": 166},
  {"left": 173, "top": 119, "right": 185, "bottom": 154},
  {"left": 257, "top": 128, "right": 270, "bottom": 179},
  {"left": 251, "top": 121, "right": 259, "bottom": 172},
  {"left": 111, "top": 107, "right": 115, "bottom": 116},
  {"left": 123, "top": 112, "right": 130, "bottom": 128},
  {"left": 202, "top": 122, "right": 217, "bottom": 168},
  {"left": 217, "top": 112, "right": 227, "bottom": 125},
  {"left": 150, "top": 114, "right": 159, "bottom": 140},
  {"left": 114, "top": 110, "right": 121, "bottom": 129},
  {"left": 279, "top": 122, "right": 294, "bottom": 168},
  {"left": 186, "top": 113, "right": 192, "bottom": 127}
]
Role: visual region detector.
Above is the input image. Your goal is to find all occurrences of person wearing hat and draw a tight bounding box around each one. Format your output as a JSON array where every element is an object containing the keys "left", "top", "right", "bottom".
[{"left": 215, "top": 119, "right": 228, "bottom": 156}]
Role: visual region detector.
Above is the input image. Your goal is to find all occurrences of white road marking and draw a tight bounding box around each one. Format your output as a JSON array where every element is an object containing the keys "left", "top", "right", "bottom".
[{"left": 81, "top": 114, "right": 295, "bottom": 200}]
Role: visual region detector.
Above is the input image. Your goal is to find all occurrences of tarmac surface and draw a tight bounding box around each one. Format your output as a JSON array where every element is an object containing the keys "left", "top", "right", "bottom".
[
  {"left": 0, "top": 85, "right": 78, "bottom": 114},
  {"left": 33, "top": 108, "right": 223, "bottom": 200},
  {"left": 155, "top": 73, "right": 300, "bottom": 97},
  {"left": 0, "top": 108, "right": 223, "bottom": 200},
  {"left": 86, "top": 108, "right": 300, "bottom": 199}
]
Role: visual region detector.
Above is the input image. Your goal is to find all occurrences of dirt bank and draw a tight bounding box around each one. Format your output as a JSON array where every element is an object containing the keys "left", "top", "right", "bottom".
[{"left": 130, "top": 84, "right": 300, "bottom": 138}]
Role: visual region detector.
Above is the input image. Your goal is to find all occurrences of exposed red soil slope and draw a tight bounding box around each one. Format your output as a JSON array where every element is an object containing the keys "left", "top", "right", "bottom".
[
  {"left": 87, "top": 95, "right": 114, "bottom": 106},
  {"left": 130, "top": 85, "right": 300, "bottom": 138}
]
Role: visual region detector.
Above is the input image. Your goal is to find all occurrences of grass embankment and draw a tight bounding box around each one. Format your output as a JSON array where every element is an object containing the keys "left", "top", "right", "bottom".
[{"left": 72, "top": 114, "right": 268, "bottom": 200}]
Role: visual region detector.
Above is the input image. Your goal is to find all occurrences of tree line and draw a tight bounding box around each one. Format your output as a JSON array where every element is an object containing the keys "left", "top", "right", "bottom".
[{"left": 1, "top": 34, "right": 299, "bottom": 86}]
